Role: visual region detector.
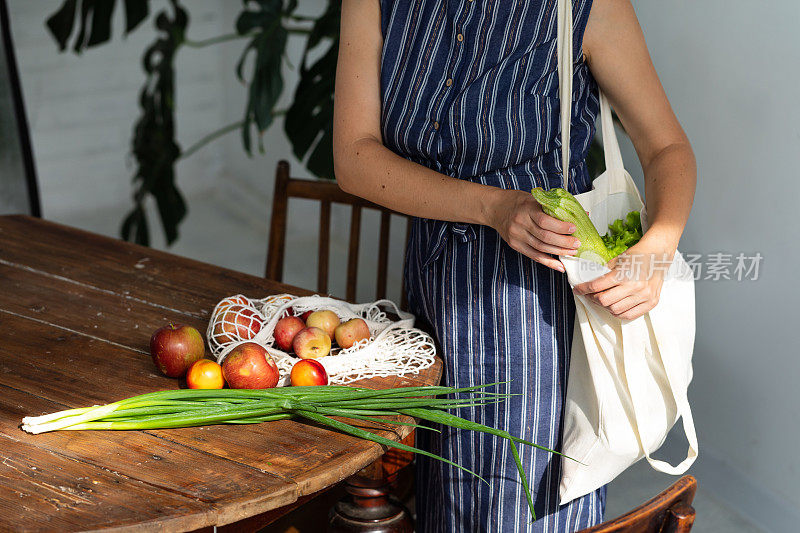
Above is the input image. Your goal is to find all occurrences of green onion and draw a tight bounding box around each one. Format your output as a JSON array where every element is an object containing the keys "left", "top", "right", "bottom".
[{"left": 21, "top": 384, "right": 569, "bottom": 520}]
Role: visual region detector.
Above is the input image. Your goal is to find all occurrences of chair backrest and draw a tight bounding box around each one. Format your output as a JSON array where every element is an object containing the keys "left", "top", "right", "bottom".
[
  {"left": 266, "top": 160, "right": 410, "bottom": 308},
  {"left": 581, "top": 475, "right": 697, "bottom": 533},
  {"left": 0, "top": 0, "right": 40, "bottom": 217}
]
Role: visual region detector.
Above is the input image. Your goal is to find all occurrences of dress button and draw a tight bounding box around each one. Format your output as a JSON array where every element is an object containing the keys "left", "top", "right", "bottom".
[
  {"left": 445, "top": 78, "right": 453, "bottom": 87},
  {"left": 433, "top": 121, "right": 440, "bottom": 130},
  {"left": 457, "top": 33, "right": 464, "bottom": 42}
]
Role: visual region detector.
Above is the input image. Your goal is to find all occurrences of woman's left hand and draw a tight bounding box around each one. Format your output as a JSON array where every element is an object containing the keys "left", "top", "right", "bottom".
[{"left": 573, "top": 238, "right": 674, "bottom": 321}]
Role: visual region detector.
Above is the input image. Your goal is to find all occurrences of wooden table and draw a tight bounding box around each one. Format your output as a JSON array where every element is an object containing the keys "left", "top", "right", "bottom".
[{"left": 0, "top": 215, "right": 442, "bottom": 532}]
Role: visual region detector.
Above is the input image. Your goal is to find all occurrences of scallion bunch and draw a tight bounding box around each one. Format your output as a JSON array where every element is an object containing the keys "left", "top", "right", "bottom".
[{"left": 22, "top": 384, "right": 567, "bottom": 519}]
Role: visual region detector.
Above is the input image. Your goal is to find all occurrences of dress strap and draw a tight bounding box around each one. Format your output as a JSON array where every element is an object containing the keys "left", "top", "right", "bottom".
[{"left": 557, "top": 0, "right": 631, "bottom": 188}]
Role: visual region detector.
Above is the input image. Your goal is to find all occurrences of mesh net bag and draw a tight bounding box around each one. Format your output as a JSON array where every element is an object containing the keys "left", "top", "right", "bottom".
[{"left": 207, "top": 294, "right": 436, "bottom": 386}]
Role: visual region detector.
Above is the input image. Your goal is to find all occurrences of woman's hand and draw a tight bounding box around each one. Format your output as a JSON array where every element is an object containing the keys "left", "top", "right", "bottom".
[
  {"left": 573, "top": 236, "right": 673, "bottom": 320},
  {"left": 489, "top": 190, "right": 581, "bottom": 272}
]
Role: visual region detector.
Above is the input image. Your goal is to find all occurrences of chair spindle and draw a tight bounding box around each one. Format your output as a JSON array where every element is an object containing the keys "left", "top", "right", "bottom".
[
  {"left": 376, "top": 211, "right": 391, "bottom": 300},
  {"left": 318, "top": 200, "right": 331, "bottom": 293},
  {"left": 346, "top": 205, "right": 362, "bottom": 301}
]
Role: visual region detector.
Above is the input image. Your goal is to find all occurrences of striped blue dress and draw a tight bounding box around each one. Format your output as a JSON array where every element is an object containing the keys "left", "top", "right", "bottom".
[{"left": 380, "top": 1, "right": 605, "bottom": 531}]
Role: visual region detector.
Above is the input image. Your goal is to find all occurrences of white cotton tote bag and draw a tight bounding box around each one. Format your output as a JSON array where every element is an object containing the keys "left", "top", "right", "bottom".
[{"left": 554, "top": 0, "right": 698, "bottom": 504}]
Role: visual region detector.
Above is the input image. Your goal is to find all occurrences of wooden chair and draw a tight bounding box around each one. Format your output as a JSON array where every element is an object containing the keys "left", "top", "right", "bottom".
[
  {"left": 265, "top": 160, "right": 416, "bottom": 531},
  {"left": 580, "top": 475, "right": 697, "bottom": 533},
  {"left": 266, "top": 159, "right": 410, "bottom": 308}
]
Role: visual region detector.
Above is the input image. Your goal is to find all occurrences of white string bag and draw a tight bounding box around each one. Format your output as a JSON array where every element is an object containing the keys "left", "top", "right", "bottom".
[
  {"left": 555, "top": 0, "right": 698, "bottom": 504},
  {"left": 207, "top": 294, "right": 436, "bottom": 386}
]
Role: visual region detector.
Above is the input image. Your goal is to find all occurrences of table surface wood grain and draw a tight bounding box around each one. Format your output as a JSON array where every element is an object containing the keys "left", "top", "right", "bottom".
[{"left": 0, "top": 215, "right": 442, "bottom": 532}]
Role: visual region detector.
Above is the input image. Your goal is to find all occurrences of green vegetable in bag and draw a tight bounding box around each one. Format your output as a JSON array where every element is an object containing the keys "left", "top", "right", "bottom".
[
  {"left": 531, "top": 187, "right": 643, "bottom": 264},
  {"left": 602, "top": 210, "right": 643, "bottom": 259}
]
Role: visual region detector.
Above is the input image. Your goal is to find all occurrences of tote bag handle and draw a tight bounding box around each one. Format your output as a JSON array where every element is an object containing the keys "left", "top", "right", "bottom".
[
  {"left": 557, "top": 0, "right": 574, "bottom": 190},
  {"left": 621, "top": 319, "right": 699, "bottom": 473},
  {"left": 556, "top": 0, "right": 630, "bottom": 190}
]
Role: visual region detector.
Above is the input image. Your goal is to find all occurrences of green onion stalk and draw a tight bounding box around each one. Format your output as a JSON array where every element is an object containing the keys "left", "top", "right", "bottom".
[{"left": 21, "top": 384, "right": 578, "bottom": 520}]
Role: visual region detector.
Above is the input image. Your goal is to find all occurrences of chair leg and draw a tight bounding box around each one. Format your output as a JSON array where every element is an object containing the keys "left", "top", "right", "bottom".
[{"left": 664, "top": 501, "right": 696, "bottom": 533}]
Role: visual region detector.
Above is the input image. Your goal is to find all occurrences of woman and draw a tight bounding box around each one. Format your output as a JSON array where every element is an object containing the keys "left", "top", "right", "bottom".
[{"left": 333, "top": 0, "right": 696, "bottom": 530}]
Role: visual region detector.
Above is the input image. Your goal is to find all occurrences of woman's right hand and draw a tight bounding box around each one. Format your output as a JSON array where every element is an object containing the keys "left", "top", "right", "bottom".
[{"left": 488, "top": 189, "right": 581, "bottom": 272}]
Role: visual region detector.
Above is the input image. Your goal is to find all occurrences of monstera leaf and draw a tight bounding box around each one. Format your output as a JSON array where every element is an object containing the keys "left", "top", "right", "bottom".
[
  {"left": 236, "top": 0, "right": 290, "bottom": 154},
  {"left": 284, "top": 2, "right": 339, "bottom": 180},
  {"left": 120, "top": 0, "right": 188, "bottom": 246},
  {"left": 44, "top": 1, "right": 343, "bottom": 245},
  {"left": 46, "top": 0, "right": 150, "bottom": 53}
]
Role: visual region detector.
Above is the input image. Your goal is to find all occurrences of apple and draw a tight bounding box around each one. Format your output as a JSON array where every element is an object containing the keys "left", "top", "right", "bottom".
[
  {"left": 305, "top": 310, "right": 340, "bottom": 340},
  {"left": 334, "top": 318, "right": 371, "bottom": 349},
  {"left": 150, "top": 324, "right": 205, "bottom": 378},
  {"left": 274, "top": 316, "right": 305, "bottom": 352},
  {"left": 293, "top": 327, "right": 332, "bottom": 359},
  {"left": 290, "top": 359, "right": 328, "bottom": 386},
  {"left": 222, "top": 342, "right": 279, "bottom": 389},
  {"left": 218, "top": 295, "right": 250, "bottom": 310},
  {"left": 212, "top": 305, "right": 262, "bottom": 344},
  {"left": 300, "top": 310, "right": 313, "bottom": 322}
]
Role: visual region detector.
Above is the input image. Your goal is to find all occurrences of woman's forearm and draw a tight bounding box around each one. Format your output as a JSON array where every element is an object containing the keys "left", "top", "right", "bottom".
[
  {"left": 639, "top": 141, "right": 697, "bottom": 255},
  {"left": 583, "top": 1, "right": 696, "bottom": 257},
  {"left": 334, "top": 136, "right": 504, "bottom": 227}
]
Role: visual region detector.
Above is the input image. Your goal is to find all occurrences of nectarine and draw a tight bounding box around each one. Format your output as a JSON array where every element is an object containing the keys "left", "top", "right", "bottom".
[
  {"left": 186, "top": 359, "right": 225, "bottom": 389},
  {"left": 290, "top": 359, "right": 328, "bottom": 386}
]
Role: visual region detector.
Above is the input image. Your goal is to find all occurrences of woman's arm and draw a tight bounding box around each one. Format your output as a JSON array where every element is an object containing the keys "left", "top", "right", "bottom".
[
  {"left": 575, "top": 0, "right": 697, "bottom": 319},
  {"left": 333, "top": 0, "right": 580, "bottom": 272}
]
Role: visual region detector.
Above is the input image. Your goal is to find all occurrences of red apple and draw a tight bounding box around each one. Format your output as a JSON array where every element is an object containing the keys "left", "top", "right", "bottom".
[
  {"left": 274, "top": 316, "right": 305, "bottom": 351},
  {"left": 334, "top": 318, "right": 371, "bottom": 349},
  {"left": 300, "top": 310, "right": 313, "bottom": 322},
  {"left": 218, "top": 295, "right": 250, "bottom": 309},
  {"left": 290, "top": 359, "right": 328, "bottom": 386},
  {"left": 305, "top": 310, "right": 340, "bottom": 340},
  {"left": 212, "top": 305, "right": 262, "bottom": 344},
  {"left": 150, "top": 324, "right": 205, "bottom": 378},
  {"left": 222, "top": 342, "right": 279, "bottom": 389},
  {"left": 293, "top": 327, "right": 331, "bottom": 359}
]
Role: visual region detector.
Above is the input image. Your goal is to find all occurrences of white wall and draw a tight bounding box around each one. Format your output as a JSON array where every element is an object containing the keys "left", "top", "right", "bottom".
[
  {"left": 8, "top": 0, "right": 227, "bottom": 218},
  {"left": 619, "top": 2, "right": 800, "bottom": 529}
]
